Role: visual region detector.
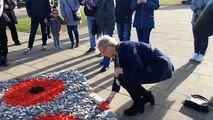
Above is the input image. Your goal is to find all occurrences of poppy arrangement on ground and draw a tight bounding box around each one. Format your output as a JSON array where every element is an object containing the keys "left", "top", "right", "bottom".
[
  {"left": 0, "top": 69, "right": 117, "bottom": 119},
  {"left": 32, "top": 114, "right": 78, "bottom": 120},
  {"left": 3, "top": 78, "right": 65, "bottom": 106}
]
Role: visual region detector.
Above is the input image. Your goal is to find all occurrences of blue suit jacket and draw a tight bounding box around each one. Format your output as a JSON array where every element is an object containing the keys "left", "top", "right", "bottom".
[
  {"left": 130, "top": 0, "right": 160, "bottom": 29},
  {"left": 112, "top": 41, "right": 174, "bottom": 92}
]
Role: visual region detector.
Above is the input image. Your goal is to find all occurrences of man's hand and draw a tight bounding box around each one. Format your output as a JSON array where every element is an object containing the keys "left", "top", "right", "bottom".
[
  {"left": 44, "top": 18, "right": 48, "bottom": 24},
  {"left": 4, "top": 4, "right": 9, "bottom": 9},
  {"left": 105, "top": 95, "right": 114, "bottom": 104},
  {"left": 114, "top": 67, "right": 123, "bottom": 76},
  {"left": 64, "top": 17, "right": 69, "bottom": 24},
  {"left": 81, "top": 0, "right": 86, "bottom": 4}
]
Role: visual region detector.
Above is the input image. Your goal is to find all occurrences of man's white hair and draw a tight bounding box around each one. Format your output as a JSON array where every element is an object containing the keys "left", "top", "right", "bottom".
[{"left": 98, "top": 35, "right": 118, "bottom": 49}]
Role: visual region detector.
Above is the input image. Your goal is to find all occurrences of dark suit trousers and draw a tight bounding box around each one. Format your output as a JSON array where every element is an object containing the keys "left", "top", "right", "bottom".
[
  {"left": 28, "top": 18, "right": 47, "bottom": 49},
  {"left": 7, "top": 13, "right": 19, "bottom": 44},
  {"left": 0, "top": 25, "right": 8, "bottom": 57},
  {"left": 121, "top": 79, "right": 149, "bottom": 105}
]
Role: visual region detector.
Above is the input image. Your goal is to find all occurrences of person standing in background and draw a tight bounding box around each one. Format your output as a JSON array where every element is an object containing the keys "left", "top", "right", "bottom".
[
  {"left": 0, "top": 0, "right": 9, "bottom": 66},
  {"left": 115, "top": 0, "right": 133, "bottom": 41},
  {"left": 49, "top": 9, "right": 64, "bottom": 50},
  {"left": 80, "top": 0, "right": 97, "bottom": 54},
  {"left": 190, "top": 0, "right": 211, "bottom": 62},
  {"left": 60, "top": 0, "right": 81, "bottom": 49},
  {"left": 95, "top": 0, "right": 115, "bottom": 72},
  {"left": 131, "top": 0, "right": 159, "bottom": 44},
  {"left": 25, "top": 0, "right": 51, "bottom": 54},
  {"left": 47, "top": 0, "right": 54, "bottom": 39},
  {"left": 4, "top": 0, "right": 21, "bottom": 45}
]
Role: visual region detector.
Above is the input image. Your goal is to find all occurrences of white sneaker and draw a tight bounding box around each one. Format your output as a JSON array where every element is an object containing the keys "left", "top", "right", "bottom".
[
  {"left": 42, "top": 45, "right": 47, "bottom": 50},
  {"left": 195, "top": 54, "right": 204, "bottom": 62},
  {"left": 24, "top": 48, "right": 32, "bottom": 55},
  {"left": 190, "top": 53, "right": 199, "bottom": 61}
]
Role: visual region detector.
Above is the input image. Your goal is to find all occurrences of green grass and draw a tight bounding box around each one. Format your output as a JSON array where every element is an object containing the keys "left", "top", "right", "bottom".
[
  {"left": 16, "top": 10, "right": 86, "bottom": 33},
  {"left": 160, "top": 0, "right": 181, "bottom": 5},
  {"left": 16, "top": 18, "right": 42, "bottom": 34}
]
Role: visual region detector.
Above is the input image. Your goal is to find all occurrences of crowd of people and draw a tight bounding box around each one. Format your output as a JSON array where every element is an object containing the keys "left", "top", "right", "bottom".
[{"left": 0, "top": 0, "right": 213, "bottom": 117}]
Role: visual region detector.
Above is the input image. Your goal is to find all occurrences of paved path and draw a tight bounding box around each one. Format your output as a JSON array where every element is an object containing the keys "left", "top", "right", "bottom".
[{"left": 1, "top": 5, "right": 213, "bottom": 120}]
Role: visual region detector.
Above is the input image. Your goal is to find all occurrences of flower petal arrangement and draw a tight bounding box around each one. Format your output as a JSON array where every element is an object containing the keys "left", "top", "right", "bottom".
[
  {"left": 0, "top": 69, "right": 117, "bottom": 120},
  {"left": 3, "top": 78, "right": 65, "bottom": 106}
]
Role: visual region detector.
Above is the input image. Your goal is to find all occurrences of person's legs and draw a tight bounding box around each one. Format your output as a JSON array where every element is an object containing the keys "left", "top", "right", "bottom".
[
  {"left": 53, "top": 34, "right": 58, "bottom": 49},
  {"left": 136, "top": 28, "right": 152, "bottom": 44},
  {"left": 190, "top": 27, "right": 200, "bottom": 60},
  {"left": 87, "top": 16, "right": 96, "bottom": 49},
  {"left": 199, "top": 36, "right": 209, "bottom": 55},
  {"left": 47, "top": 25, "right": 52, "bottom": 38},
  {"left": 40, "top": 19, "right": 48, "bottom": 48},
  {"left": 28, "top": 18, "right": 39, "bottom": 49},
  {"left": 100, "top": 31, "right": 113, "bottom": 72},
  {"left": 57, "top": 33, "right": 61, "bottom": 49},
  {"left": 116, "top": 23, "right": 124, "bottom": 41},
  {"left": 142, "top": 28, "right": 152, "bottom": 44},
  {"left": 136, "top": 28, "right": 143, "bottom": 42},
  {"left": 193, "top": 27, "right": 200, "bottom": 54},
  {"left": 72, "top": 25, "right": 79, "bottom": 47},
  {"left": 121, "top": 81, "right": 146, "bottom": 116},
  {"left": 7, "top": 22, "right": 21, "bottom": 45},
  {"left": 67, "top": 25, "right": 74, "bottom": 48},
  {"left": 123, "top": 23, "right": 131, "bottom": 41},
  {"left": 0, "top": 25, "right": 9, "bottom": 66}
]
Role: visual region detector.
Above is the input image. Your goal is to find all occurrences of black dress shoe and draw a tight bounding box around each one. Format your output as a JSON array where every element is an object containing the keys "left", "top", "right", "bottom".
[
  {"left": 1, "top": 58, "right": 9, "bottom": 66},
  {"left": 75, "top": 44, "right": 79, "bottom": 48},
  {"left": 142, "top": 91, "right": 155, "bottom": 105},
  {"left": 123, "top": 103, "right": 144, "bottom": 116},
  {"left": 15, "top": 42, "right": 21, "bottom": 45},
  {"left": 100, "top": 67, "right": 107, "bottom": 72}
]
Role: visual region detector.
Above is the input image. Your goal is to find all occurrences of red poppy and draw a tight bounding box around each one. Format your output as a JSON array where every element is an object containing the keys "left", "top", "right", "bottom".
[
  {"left": 3, "top": 78, "right": 65, "bottom": 106},
  {"left": 99, "top": 101, "right": 110, "bottom": 110},
  {"left": 32, "top": 114, "right": 78, "bottom": 120}
]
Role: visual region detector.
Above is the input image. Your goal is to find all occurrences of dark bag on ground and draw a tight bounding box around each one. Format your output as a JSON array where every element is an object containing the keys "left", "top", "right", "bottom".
[
  {"left": 194, "top": 2, "right": 213, "bottom": 37},
  {"left": 183, "top": 94, "right": 212, "bottom": 113},
  {"left": 72, "top": 11, "right": 81, "bottom": 21}
]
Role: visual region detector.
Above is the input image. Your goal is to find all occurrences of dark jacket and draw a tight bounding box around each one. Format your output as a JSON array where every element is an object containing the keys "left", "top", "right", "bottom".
[
  {"left": 131, "top": 0, "right": 160, "bottom": 29},
  {"left": 26, "top": 0, "right": 51, "bottom": 19},
  {"left": 194, "top": 0, "right": 213, "bottom": 37},
  {"left": 115, "top": 0, "right": 133, "bottom": 23},
  {"left": 49, "top": 16, "right": 63, "bottom": 35},
  {"left": 79, "top": 0, "right": 95, "bottom": 17},
  {"left": 112, "top": 41, "right": 173, "bottom": 92},
  {"left": 95, "top": 0, "right": 115, "bottom": 32},
  {"left": 4, "top": 0, "right": 17, "bottom": 24}
]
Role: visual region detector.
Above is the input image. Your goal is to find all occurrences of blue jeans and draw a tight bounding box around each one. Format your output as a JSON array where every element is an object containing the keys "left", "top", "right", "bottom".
[
  {"left": 116, "top": 23, "right": 131, "bottom": 41},
  {"left": 67, "top": 25, "right": 79, "bottom": 45},
  {"left": 53, "top": 34, "right": 60, "bottom": 49},
  {"left": 102, "top": 31, "right": 113, "bottom": 68},
  {"left": 87, "top": 16, "right": 96, "bottom": 49},
  {"left": 193, "top": 27, "right": 209, "bottom": 55},
  {"left": 136, "top": 28, "right": 152, "bottom": 44}
]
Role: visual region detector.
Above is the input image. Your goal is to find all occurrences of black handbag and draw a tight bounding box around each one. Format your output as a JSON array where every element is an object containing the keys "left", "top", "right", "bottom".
[
  {"left": 92, "top": 17, "right": 98, "bottom": 35},
  {"left": 72, "top": 11, "right": 81, "bottom": 21},
  {"left": 183, "top": 94, "right": 213, "bottom": 113}
]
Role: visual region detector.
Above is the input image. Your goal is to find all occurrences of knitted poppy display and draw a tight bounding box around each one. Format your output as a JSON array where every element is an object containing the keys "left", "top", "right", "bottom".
[
  {"left": 3, "top": 78, "right": 65, "bottom": 106},
  {"left": 32, "top": 114, "right": 78, "bottom": 120},
  {"left": 0, "top": 69, "right": 117, "bottom": 119}
]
